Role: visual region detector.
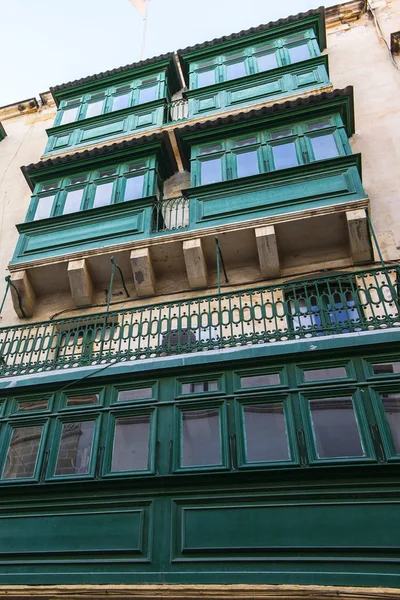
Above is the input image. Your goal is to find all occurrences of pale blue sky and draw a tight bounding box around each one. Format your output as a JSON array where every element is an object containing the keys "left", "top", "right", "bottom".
[{"left": 0, "top": 0, "right": 338, "bottom": 106}]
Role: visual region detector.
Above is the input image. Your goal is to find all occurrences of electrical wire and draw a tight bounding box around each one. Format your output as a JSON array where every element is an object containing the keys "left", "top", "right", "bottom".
[{"left": 366, "top": 0, "right": 400, "bottom": 71}]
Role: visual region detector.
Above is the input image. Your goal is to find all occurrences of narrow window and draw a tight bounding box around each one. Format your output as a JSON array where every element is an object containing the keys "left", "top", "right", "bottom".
[
  {"left": 243, "top": 402, "right": 290, "bottom": 462},
  {"left": 55, "top": 420, "right": 95, "bottom": 476},
  {"left": 60, "top": 106, "right": 79, "bottom": 125},
  {"left": 112, "top": 93, "right": 130, "bottom": 111},
  {"left": 309, "top": 397, "right": 364, "bottom": 458},
  {"left": 303, "top": 367, "right": 347, "bottom": 382},
  {"left": 111, "top": 414, "right": 150, "bottom": 472},
  {"left": 200, "top": 157, "right": 222, "bottom": 185},
  {"left": 124, "top": 175, "right": 145, "bottom": 201},
  {"left": 256, "top": 52, "right": 277, "bottom": 72},
  {"left": 118, "top": 388, "right": 153, "bottom": 401},
  {"left": 226, "top": 60, "right": 246, "bottom": 81},
  {"left": 3, "top": 425, "right": 44, "bottom": 479},
  {"left": 381, "top": 393, "right": 400, "bottom": 453},
  {"left": 310, "top": 134, "right": 339, "bottom": 160},
  {"left": 272, "top": 142, "right": 298, "bottom": 170},
  {"left": 197, "top": 69, "right": 216, "bottom": 88},
  {"left": 240, "top": 374, "right": 280, "bottom": 388},
  {"left": 236, "top": 151, "right": 260, "bottom": 178},
  {"left": 372, "top": 362, "right": 400, "bottom": 375},
  {"left": 288, "top": 43, "right": 311, "bottom": 63},
  {"left": 17, "top": 399, "right": 49, "bottom": 412},
  {"left": 66, "top": 394, "right": 99, "bottom": 407},
  {"left": 181, "top": 408, "right": 221, "bottom": 467},
  {"left": 181, "top": 381, "right": 219, "bottom": 394},
  {"left": 86, "top": 99, "right": 104, "bottom": 119},
  {"left": 63, "top": 188, "right": 84, "bottom": 214},
  {"left": 93, "top": 181, "right": 114, "bottom": 209},
  {"left": 139, "top": 85, "right": 157, "bottom": 104},
  {"left": 33, "top": 195, "right": 55, "bottom": 220}
]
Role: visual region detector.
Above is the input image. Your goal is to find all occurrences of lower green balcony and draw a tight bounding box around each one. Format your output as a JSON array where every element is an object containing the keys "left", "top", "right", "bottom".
[{"left": 1, "top": 266, "right": 399, "bottom": 378}]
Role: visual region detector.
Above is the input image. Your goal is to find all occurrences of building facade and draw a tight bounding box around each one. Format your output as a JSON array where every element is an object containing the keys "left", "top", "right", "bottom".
[{"left": 0, "top": 1, "right": 399, "bottom": 597}]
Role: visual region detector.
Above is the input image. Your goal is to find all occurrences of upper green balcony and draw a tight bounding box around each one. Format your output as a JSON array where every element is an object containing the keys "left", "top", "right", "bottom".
[
  {"left": 177, "top": 7, "right": 330, "bottom": 120},
  {"left": 44, "top": 53, "right": 181, "bottom": 155}
]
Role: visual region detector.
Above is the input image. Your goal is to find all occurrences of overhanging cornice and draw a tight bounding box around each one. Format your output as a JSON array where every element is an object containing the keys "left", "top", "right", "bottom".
[
  {"left": 175, "top": 87, "right": 355, "bottom": 170},
  {"left": 177, "top": 7, "right": 326, "bottom": 85},
  {"left": 21, "top": 133, "right": 178, "bottom": 190}
]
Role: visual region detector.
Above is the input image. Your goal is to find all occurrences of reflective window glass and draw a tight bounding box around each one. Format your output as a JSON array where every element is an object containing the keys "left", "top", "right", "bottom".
[
  {"left": 55, "top": 420, "right": 95, "bottom": 476},
  {"left": 33, "top": 195, "right": 55, "bottom": 220},
  {"left": 240, "top": 374, "right": 280, "bottom": 388},
  {"left": 236, "top": 151, "right": 259, "bottom": 178},
  {"left": 234, "top": 137, "right": 257, "bottom": 147},
  {"left": 93, "top": 181, "right": 114, "bottom": 209},
  {"left": 181, "top": 381, "right": 219, "bottom": 394},
  {"left": 226, "top": 60, "right": 246, "bottom": 80},
  {"left": 310, "top": 134, "right": 339, "bottom": 160},
  {"left": 309, "top": 397, "right": 364, "bottom": 458},
  {"left": 271, "top": 129, "right": 292, "bottom": 140},
  {"left": 139, "top": 85, "right": 157, "bottom": 104},
  {"left": 124, "top": 175, "right": 145, "bottom": 201},
  {"left": 60, "top": 106, "right": 79, "bottom": 125},
  {"left": 112, "top": 93, "right": 130, "bottom": 111},
  {"left": 181, "top": 408, "right": 221, "bottom": 467},
  {"left": 111, "top": 414, "right": 150, "bottom": 472},
  {"left": 118, "top": 388, "right": 153, "bottom": 401},
  {"left": 86, "top": 99, "right": 104, "bottom": 119},
  {"left": 307, "top": 120, "right": 331, "bottom": 131},
  {"left": 288, "top": 43, "right": 311, "bottom": 63},
  {"left": 2, "top": 425, "right": 44, "bottom": 479},
  {"left": 256, "top": 52, "right": 277, "bottom": 72},
  {"left": 272, "top": 142, "right": 298, "bottom": 169},
  {"left": 17, "top": 400, "right": 49, "bottom": 412},
  {"left": 197, "top": 69, "right": 216, "bottom": 88},
  {"left": 372, "top": 362, "right": 400, "bottom": 375},
  {"left": 243, "top": 403, "right": 290, "bottom": 462},
  {"left": 303, "top": 367, "right": 347, "bottom": 382},
  {"left": 63, "top": 188, "right": 84, "bottom": 214},
  {"left": 200, "top": 144, "right": 222, "bottom": 154},
  {"left": 66, "top": 394, "right": 99, "bottom": 407},
  {"left": 381, "top": 393, "right": 400, "bottom": 453},
  {"left": 200, "top": 158, "right": 222, "bottom": 184}
]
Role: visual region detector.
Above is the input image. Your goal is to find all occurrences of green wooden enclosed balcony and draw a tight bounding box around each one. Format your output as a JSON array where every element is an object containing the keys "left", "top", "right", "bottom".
[{"left": 1, "top": 266, "right": 399, "bottom": 378}]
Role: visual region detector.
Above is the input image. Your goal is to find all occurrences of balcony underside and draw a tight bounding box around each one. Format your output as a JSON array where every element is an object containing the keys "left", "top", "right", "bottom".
[
  {"left": 8, "top": 199, "right": 372, "bottom": 318},
  {"left": 2, "top": 264, "right": 397, "bottom": 378}
]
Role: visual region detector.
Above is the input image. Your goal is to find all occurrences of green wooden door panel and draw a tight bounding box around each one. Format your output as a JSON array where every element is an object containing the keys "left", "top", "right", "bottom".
[{"left": 229, "top": 80, "right": 283, "bottom": 104}]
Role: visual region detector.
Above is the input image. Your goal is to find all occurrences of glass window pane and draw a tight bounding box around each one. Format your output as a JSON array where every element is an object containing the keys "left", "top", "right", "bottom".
[
  {"left": 124, "top": 175, "right": 145, "bottom": 201},
  {"left": 3, "top": 425, "right": 43, "bottom": 479},
  {"left": 307, "top": 120, "right": 331, "bottom": 131},
  {"left": 257, "top": 52, "right": 277, "bottom": 72},
  {"left": 236, "top": 151, "right": 260, "bottom": 178},
  {"left": 309, "top": 397, "right": 364, "bottom": 458},
  {"left": 63, "top": 189, "right": 84, "bottom": 214},
  {"left": 93, "top": 182, "right": 114, "bottom": 209},
  {"left": 240, "top": 374, "right": 280, "bottom": 388},
  {"left": 86, "top": 100, "right": 103, "bottom": 119},
  {"left": 310, "top": 134, "right": 339, "bottom": 160},
  {"left": 303, "top": 367, "right": 347, "bottom": 382},
  {"left": 112, "top": 93, "right": 130, "bottom": 111},
  {"left": 197, "top": 69, "right": 216, "bottom": 88},
  {"left": 272, "top": 143, "right": 298, "bottom": 169},
  {"left": 111, "top": 414, "right": 150, "bottom": 472},
  {"left": 118, "top": 388, "right": 153, "bottom": 401},
  {"left": 200, "top": 158, "right": 222, "bottom": 185},
  {"left": 139, "top": 85, "right": 157, "bottom": 104},
  {"left": 33, "top": 195, "right": 55, "bottom": 220},
  {"left": 55, "top": 420, "right": 95, "bottom": 476},
  {"left": 60, "top": 106, "right": 79, "bottom": 125},
  {"left": 244, "top": 403, "right": 290, "bottom": 462},
  {"left": 226, "top": 61, "right": 246, "bottom": 80},
  {"left": 181, "top": 408, "right": 221, "bottom": 467},
  {"left": 181, "top": 381, "right": 219, "bottom": 394},
  {"left": 17, "top": 400, "right": 49, "bottom": 412},
  {"left": 372, "top": 362, "right": 400, "bottom": 375},
  {"left": 66, "top": 394, "right": 99, "bottom": 407},
  {"left": 381, "top": 393, "right": 400, "bottom": 453},
  {"left": 288, "top": 43, "right": 311, "bottom": 63},
  {"left": 234, "top": 137, "right": 257, "bottom": 147}
]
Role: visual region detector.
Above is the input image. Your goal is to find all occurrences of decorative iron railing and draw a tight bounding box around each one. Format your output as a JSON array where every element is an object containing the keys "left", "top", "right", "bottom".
[
  {"left": 0, "top": 266, "right": 398, "bottom": 377},
  {"left": 167, "top": 98, "right": 188, "bottom": 122},
  {"left": 151, "top": 196, "right": 190, "bottom": 232}
]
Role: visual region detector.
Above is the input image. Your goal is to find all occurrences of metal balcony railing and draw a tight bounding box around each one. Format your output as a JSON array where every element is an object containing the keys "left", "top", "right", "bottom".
[
  {"left": 151, "top": 197, "right": 190, "bottom": 233},
  {"left": 0, "top": 266, "right": 398, "bottom": 378}
]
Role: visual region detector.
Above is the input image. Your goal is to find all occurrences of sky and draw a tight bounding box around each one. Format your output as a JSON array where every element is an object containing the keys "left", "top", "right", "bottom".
[{"left": 0, "top": 0, "right": 338, "bottom": 107}]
